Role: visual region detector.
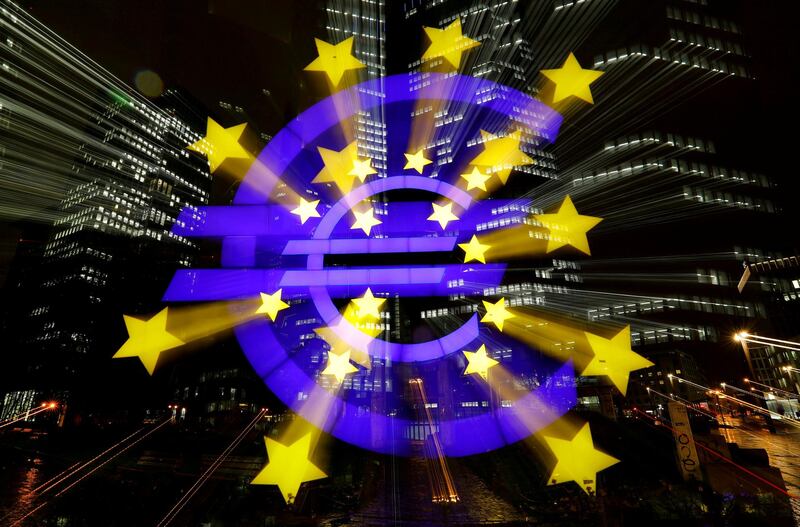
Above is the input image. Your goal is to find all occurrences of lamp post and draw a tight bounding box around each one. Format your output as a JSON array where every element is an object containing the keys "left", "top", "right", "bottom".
[{"left": 734, "top": 332, "right": 755, "bottom": 379}]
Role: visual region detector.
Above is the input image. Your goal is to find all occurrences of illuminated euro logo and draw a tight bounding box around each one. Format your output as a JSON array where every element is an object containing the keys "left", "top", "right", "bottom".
[{"left": 163, "top": 73, "right": 579, "bottom": 456}]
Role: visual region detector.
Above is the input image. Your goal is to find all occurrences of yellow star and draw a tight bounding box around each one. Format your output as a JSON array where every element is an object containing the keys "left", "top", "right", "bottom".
[
  {"left": 349, "top": 158, "right": 377, "bottom": 182},
  {"left": 533, "top": 195, "right": 602, "bottom": 255},
  {"left": 322, "top": 350, "right": 359, "bottom": 384},
  {"left": 350, "top": 207, "right": 382, "bottom": 235},
  {"left": 458, "top": 235, "right": 490, "bottom": 263},
  {"left": 540, "top": 52, "right": 604, "bottom": 104},
  {"left": 313, "top": 141, "right": 361, "bottom": 194},
  {"left": 113, "top": 308, "right": 184, "bottom": 375},
  {"left": 404, "top": 149, "right": 432, "bottom": 173},
  {"left": 187, "top": 118, "right": 250, "bottom": 173},
  {"left": 314, "top": 319, "right": 372, "bottom": 369},
  {"left": 460, "top": 167, "right": 491, "bottom": 191},
  {"left": 470, "top": 130, "right": 534, "bottom": 184},
  {"left": 251, "top": 433, "right": 327, "bottom": 503},
  {"left": 304, "top": 37, "right": 366, "bottom": 86},
  {"left": 351, "top": 288, "right": 385, "bottom": 320},
  {"left": 462, "top": 344, "right": 499, "bottom": 380},
  {"left": 582, "top": 326, "right": 654, "bottom": 395},
  {"left": 422, "top": 19, "right": 480, "bottom": 69},
  {"left": 543, "top": 423, "right": 619, "bottom": 495},
  {"left": 256, "top": 289, "right": 290, "bottom": 321},
  {"left": 427, "top": 202, "right": 459, "bottom": 230},
  {"left": 481, "top": 298, "right": 514, "bottom": 331},
  {"left": 290, "top": 198, "right": 321, "bottom": 224}
]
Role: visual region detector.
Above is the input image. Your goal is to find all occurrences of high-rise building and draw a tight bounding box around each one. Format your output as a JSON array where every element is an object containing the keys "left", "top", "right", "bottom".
[
  {"left": 0, "top": 0, "right": 211, "bottom": 415},
  {"left": 389, "top": 0, "right": 800, "bottom": 416},
  {"left": 325, "top": 0, "right": 388, "bottom": 176},
  {"left": 396, "top": 0, "right": 591, "bottom": 422},
  {"left": 536, "top": 0, "right": 799, "bottom": 393}
]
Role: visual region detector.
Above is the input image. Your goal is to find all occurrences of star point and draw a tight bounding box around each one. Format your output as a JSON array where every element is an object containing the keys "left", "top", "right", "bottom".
[
  {"left": 481, "top": 298, "right": 514, "bottom": 331},
  {"left": 322, "top": 350, "right": 359, "bottom": 384},
  {"left": 533, "top": 195, "right": 602, "bottom": 255},
  {"left": 460, "top": 167, "right": 491, "bottom": 191},
  {"left": 540, "top": 52, "right": 604, "bottom": 104},
  {"left": 251, "top": 433, "right": 327, "bottom": 503},
  {"left": 463, "top": 344, "right": 499, "bottom": 380},
  {"left": 427, "top": 202, "right": 460, "bottom": 230},
  {"left": 187, "top": 118, "right": 250, "bottom": 173},
  {"left": 352, "top": 288, "right": 386, "bottom": 320},
  {"left": 113, "top": 308, "right": 184, "bottom": 375},
  {"left": 304, "top": 37, "right": 366, "bottom": 86},
  {"left": 350, "top": 207, "right": 382, "bottom": 235},
  {"left": 470, "top": 130, "right": 534, "bottom": 184},
  {"left": 256, "top": 289, "right": 290, "bottom": 321},
  {"left": 582, "top": 326, "right": 654, "bottom": 395},
  {"left": 543, "top": 423, "right": 619, "bottom": 495},
  {"left": 458, "top": 235, "right": 490, "bottom": 263},
  {"left": 404, "top": 149, "right": 432, "bottom": 173},
  {"left": 291, "top": 198, "right": 321, "bottom": 224},
  {"left": 422, "top": 19, "right": 480, "bottom": 69}
]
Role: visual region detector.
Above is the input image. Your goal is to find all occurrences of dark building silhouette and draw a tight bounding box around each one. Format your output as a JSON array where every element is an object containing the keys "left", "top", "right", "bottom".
[{"left": 0, "top": 0, "right": 210, "bottom": 420}]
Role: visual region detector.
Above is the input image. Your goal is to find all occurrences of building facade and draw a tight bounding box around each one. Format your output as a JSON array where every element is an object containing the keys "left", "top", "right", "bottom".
[
  {"left": 542, "top": 0, "right": 798, "bottom": 393},
  {"left": 0, "top": 0, "right": 211, "bottom": 417}
]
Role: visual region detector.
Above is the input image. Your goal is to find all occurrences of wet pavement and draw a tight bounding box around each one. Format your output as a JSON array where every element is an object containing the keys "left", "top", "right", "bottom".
[{"left": 719, "top": 417, "right": 800, "bottom": 526}]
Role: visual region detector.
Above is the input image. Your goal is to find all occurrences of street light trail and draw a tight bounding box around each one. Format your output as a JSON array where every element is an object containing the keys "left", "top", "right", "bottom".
[
  {"left": 644, "top": 386, "right": 718, "bottom": 420},
  {"left": 0, "top": 405, "right": 53, "bottom": 429},
  {"left": 739, "top": 335, "right": 800, "bottom": 353},
  {"left": 741, "top": 333, "right": 800, "bottom": 349},
  {"left": 745, "top": 378, "right": 798, "bottom": 399},
  {"left": 669, "top": 375, "right": 800, "bottom": 428},
  {"left": 409, "top": 378, "right": 459, "bottom": 504},
  {"left": 54, "top": 416, "right": 174, "bottom": 497},
  {"left": 9, "top": 416, "right": 173, "bottom": 527},
  {"left": 721, "top": 383, "right": 767, "bottom": 400},
  {"left": 32, "top": 422, "right": 150, "bottom": 495},
  {"left": 155, "top": 409, "right": 267, "bottom": 527}
]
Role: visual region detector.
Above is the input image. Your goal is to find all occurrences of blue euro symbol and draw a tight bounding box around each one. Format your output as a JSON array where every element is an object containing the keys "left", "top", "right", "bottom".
[{"left": 163, "top": 73, "right": 576, "bottom": 456}]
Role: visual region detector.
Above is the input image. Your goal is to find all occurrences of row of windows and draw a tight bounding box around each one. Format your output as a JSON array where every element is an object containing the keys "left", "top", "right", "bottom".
[
  {"left": 588, "top": 295, "right": 762, "bottom": 320},
  {"left": 683, "top": 185, "right": 777, "bottom": 214},
  {"left": 420, "top": 295, "right": 544, "bottom": 320},
  {"left": 666, "top": 5, "right": 741, "bottom": 34},
  {"left": 733, "top": 246, "right": 785, "bottom": 263},
  {"left": 593, "top": 44, "right": 748, "bottom": 78},
  {"left": 631, "top": 325, "right": 716, "bottom": 344},
  {"left": 604, "top": 131, "right": 715, "bottom": 154},
  {"left": 696, "top": 268, "right": 730, "bottom": 286},
  {"left": 554, "top": 0, "right": 593, "bottom": 10},
  {"left": 669, "top": 27, "right": 745, "bottom": 56},
  {"left": 657, "top": 46, "right": 748, "bottom": 77},
  {"left": 783, "top": 291, "right": 800, "bottom": 302},
  {"left": 577, "top": 156, "right": 772, "bottom": 189}
]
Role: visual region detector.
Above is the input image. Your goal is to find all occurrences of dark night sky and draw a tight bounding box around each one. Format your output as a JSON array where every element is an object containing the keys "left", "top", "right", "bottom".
[{"left": 24, "top": 0, "right": 326, "bottom": 132}]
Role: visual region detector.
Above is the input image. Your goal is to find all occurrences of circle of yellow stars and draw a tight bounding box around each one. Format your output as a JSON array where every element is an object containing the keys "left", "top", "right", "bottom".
[{"left": 115, "top": 20, "right": 632, "bottom": 502}]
